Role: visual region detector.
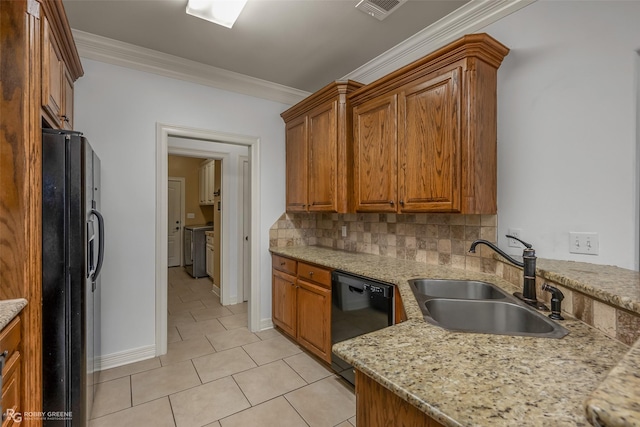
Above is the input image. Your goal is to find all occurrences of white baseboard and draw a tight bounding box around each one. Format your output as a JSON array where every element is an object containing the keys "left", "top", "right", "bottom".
[
  {"left": 211, "top": 285, "right": 220, "bottom": 298},
  {"left": 96, "top": 345, "right": 157, "bottom": 371},
  {"left": 259, "top": 318, "right": 274, "bottom": 331}
]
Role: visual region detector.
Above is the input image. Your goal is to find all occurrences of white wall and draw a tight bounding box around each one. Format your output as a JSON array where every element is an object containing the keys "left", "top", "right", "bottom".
[
  {"left": 482, "top": 1, "right": 640, "bottom": 269},
  {"left": 74, "top": 59, "right": 287, "bottom": 358}
]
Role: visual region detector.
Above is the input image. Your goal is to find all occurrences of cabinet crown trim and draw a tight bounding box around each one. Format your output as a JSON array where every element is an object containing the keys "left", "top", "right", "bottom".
[
  {"left": 350, "top": 33, "right": 508, "bottom": 105},
  {"left": 40, "top": 0, "right": 84, "bottom": 80},
  {"left": 280, "top": 80, "right": 363, "bottom": 122}
]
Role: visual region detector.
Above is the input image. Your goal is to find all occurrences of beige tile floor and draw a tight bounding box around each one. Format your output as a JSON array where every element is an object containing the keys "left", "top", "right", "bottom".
[{"left": 90, "top": 267, "right": 356, "bottom": 427}]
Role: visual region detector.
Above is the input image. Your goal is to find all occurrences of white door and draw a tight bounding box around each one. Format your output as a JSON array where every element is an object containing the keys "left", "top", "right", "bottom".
[
  {"left": 241, "top": 158, "right": 250, "bottom": 302},
  {"left": 168, "top": 179, "right": 183, "bottom": 267}
]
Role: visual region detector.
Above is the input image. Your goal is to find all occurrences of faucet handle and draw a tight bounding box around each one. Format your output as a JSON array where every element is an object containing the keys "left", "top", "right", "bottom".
[{"left": 505, "top": 234, "right": 532, "bottom": 249}]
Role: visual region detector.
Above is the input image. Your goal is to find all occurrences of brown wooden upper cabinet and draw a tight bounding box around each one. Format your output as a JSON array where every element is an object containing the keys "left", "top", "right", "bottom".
[
  {"left": 281, "top": 81, "right": 363, "bottom": 213},
  {"left": 351, "top": 33, "right": 509, "bottom": 214},
  {"left": 42, "top": 15, "right": 74, "bottom": 130}
]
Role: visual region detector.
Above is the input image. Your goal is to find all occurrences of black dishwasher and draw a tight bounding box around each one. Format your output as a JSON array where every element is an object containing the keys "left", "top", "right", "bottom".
[{"left": 331, "top": 271, "right": 394, "bottom": 385}]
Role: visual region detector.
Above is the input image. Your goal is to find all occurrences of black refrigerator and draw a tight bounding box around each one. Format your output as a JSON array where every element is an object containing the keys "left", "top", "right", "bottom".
[{"left": 42, "top": 129, "right": 104, "bottom": 427}]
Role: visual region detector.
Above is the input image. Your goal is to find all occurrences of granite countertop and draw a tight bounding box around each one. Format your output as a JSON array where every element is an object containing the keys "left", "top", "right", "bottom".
[
  {"left": 271, "top": 246, "right": 636, "bottom": 427},
  {"left": 495, "top": 254, "right": 640, "bottom": 316},
  {"left": 535, "top": 258, "right": 640, "bottom": 316},
  {"left": 585, "top": 338, "right": 640, "bottom": 427},
  {"left": 0, "top": 298, "right": 28, "bottom": 330}
]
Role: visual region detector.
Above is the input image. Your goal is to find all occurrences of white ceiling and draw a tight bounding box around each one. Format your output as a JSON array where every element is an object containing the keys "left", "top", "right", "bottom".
[{"left": 62, "top": 0, "right": 469, "bottom": 92}]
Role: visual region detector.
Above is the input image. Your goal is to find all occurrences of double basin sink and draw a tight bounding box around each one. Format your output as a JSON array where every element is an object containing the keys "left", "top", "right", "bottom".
[{"left": 409, "top": 279, "right": 568, "bottom": 339}]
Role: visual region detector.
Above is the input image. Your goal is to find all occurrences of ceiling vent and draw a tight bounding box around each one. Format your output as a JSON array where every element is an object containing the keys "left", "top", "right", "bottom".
[{"left": 355, "top": 0, "right": 407, "bottom": 21}]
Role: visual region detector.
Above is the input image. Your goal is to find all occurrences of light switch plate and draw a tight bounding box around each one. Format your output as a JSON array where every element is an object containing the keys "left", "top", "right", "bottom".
[
  {"left": 569, "top": 232, "right": 599, "bottom": 255},
  {"left": 187, "top": 213, "right": 195, "bottom": 219},
  {"left": 507, "top": 228, "right": 523, "bottom": 247}
]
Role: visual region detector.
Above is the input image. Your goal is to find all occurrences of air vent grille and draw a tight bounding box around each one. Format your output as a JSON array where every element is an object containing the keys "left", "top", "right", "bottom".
[
  {"left": 356, "top": 0, "right": 407, "bottom": 20},
  {"left": 370, "top": 0, "right": 400, "bottom": 12}
]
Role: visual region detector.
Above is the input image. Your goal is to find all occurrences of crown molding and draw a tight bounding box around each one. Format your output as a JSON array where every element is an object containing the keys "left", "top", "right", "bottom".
[
  {"left": 72, "top": 0, "right": 533, "bottom": 105},
  {"left": 342, "top": 0, "right": 536, "bottom": 84},
  {"left": 71, "top": 29, "right": 311, "bottom": 105}
]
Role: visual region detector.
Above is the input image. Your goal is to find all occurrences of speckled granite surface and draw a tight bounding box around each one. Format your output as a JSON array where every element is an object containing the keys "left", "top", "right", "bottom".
[
  {"left": 585, "top": 338, "right": 640, "bottom": 427},
  {"left": 0, "top": 298, "right": 27, "bottom": 330},
  {"left": 495, "top": 254, "right": 640, "bottom": 316},
  {"left": 270, "top": 246, "right": 636, "bottom": 426},
  {"left": 535, "top": 259, "right": 640, "bottom": 316}
]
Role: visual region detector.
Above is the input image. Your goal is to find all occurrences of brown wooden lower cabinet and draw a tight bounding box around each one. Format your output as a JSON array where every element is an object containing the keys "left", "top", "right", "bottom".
[
  {"left": 296, "top": 279, "right": 331, "bottom": 362},
  {"left": 1, "top": 317, "right": 22, "bottom": 427},
  {"left": 272, "top": 255, "right": 333, "bottom": 364},
  {"left": 356, "top": 370, "right": 444, "bottom": 427}
]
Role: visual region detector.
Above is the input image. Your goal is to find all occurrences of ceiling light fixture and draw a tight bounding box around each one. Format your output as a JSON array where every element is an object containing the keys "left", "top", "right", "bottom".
[{"left": 186, "top": 0, "right": 248, "bottom": 28}]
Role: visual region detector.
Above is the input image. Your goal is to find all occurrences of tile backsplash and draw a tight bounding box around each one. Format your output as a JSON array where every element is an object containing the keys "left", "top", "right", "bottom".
[
  {"left": 269, "top": 212, "right": 498, "bottom": 274},
  {"left": 497, "top": 261, "right": 640, "bottom": 345}
]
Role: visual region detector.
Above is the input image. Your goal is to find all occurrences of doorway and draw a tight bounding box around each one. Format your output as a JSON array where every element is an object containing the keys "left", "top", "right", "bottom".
[
  {"left": 155, "top": 123, "right": 260, "bottom": 356},
  {"left": 168, "top": 177, "right": 185, "bottom": 267}
]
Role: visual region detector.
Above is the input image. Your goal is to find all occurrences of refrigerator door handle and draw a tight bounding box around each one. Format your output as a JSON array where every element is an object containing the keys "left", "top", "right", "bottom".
[{"left": 90, "top": 209, "right": 105, "bottom": 284}]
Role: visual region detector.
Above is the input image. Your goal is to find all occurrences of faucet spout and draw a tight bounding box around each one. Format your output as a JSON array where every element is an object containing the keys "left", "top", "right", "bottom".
[
  {"left": 468, "top": 236, "right": 548, "bottom": 311},
  {"left": 468, "top": 239, "right": 523, "bottom": 268}
]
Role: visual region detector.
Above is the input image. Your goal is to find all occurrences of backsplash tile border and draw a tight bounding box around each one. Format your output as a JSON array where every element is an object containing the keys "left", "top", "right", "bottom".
[
  {"left": 497, "top": 261, "right": 640, "bottom": 345},
  {"left": 269, "top": 212, "right": 498, "bottom": 274}
]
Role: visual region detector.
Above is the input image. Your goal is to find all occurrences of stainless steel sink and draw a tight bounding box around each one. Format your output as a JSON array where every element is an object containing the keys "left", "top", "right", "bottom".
[
  {"left": 408, "top": 278, "right": 569, "bottom": 339},
  {"left": 422, "top": 299, "right": 568, "bottom": 338},
  {"left": 409, "top": 279, "right": 508, "bottom": 300}
]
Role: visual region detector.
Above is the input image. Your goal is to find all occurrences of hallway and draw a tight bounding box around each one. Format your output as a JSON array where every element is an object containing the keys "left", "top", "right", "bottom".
[{"left": 89, "top": 267, "right": 356, "bottom": 426}]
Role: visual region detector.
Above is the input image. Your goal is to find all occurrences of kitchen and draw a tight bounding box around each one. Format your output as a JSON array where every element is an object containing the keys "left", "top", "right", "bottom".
[{"left": 1, "top": 0, "right": 639, "bottom": 426}]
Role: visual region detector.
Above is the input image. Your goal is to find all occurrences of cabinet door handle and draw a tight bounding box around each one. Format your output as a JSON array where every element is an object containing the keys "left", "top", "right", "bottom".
[
  {"left": 389, "top": 200, "right": 394, "bottom": 205},
  {"left": 309, "top": 271, "right": 314, "bottom": 276},
  {"left": 280, "top": 261, "right": 286, "bottom": 266},
  {"left": 400, "top": 200, "right": 405, "bottom": 206}
]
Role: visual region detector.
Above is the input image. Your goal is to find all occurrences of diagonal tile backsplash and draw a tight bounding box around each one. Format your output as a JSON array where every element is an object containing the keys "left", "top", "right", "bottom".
[{"left": 269, "top": 213, "right": 498, "bottom": 274}]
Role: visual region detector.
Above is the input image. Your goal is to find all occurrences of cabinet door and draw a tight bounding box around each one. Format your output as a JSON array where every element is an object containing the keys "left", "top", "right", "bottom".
[
  {"left": 308, "top": 102, "right": 337, "bottom": 212},
  {"left": 285, "top": 116, "right": 308, "bottom": 212},
  {"left": 62, "top": 67, "right": 74, "bottom": 130},
  {"left": 398, "top": 68, "right": 461, "bottom": 212},
  {"left": 42, "top": 17, "right": 64, "bottom": 128},
  {"left": 206, "top": 245, "right": 214, "bottom": 278},
  {"left": 356, "top": 370, "right": 444, "bottom": 427},
  {"left": 296, "top": 279, "right": 331, "bottom": 363},
  {"left": 198, "top": 165, "right": 207, "bottom": 205},
  {"left": 207, "top": 161, "right": 216, "bottom": 203},
  {"left": 353, "top": 94, "right": 398, "bottom": 212},
  {"left": 272, "top": 269, "right": 297, "bottom": 338}
]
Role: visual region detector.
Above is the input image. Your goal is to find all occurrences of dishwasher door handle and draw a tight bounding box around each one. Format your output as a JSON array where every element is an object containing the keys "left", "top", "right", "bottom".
[{"left": 348, "top": 285, "right": 364, "bottom": 294}]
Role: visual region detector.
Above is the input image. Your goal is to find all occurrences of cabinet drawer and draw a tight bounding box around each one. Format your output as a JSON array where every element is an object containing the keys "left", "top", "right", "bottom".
[
  {"left": 298, "top": 262, "right": 331, "bottom": 289},
  {"left": 2, "top": 355, "right": 21, "bottom": 427},
  {"left": 206, "top": 235, "right": 214, "bottom": 245},
  {"left": 0, "top": 317, "right": 20, "bottom": 364},
  {"left": 272, "top": 255, "right": 297, "bottom": 275}
]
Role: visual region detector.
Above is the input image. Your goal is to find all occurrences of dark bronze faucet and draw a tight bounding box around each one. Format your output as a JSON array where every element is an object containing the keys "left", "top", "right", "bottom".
[{"left": 469, "top": 235, "right": 548, "bottom": 310}]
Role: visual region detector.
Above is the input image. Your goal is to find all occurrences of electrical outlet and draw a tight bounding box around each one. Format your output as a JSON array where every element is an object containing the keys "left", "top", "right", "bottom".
[
  {"left": 569, "top": 232, "right": 599, "bottom": 255},
  {"left": 341, "top": 225, "right": 347, "bottom": 238},
  {"left": 507, "top": 228, "right": 523, "bottom": 247}
]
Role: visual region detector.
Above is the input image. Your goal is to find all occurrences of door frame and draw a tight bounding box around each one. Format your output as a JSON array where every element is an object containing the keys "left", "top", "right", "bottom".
[
  {"left": 237, "top": 155, "right": 250, "bottom": 303},
  {"left": 155, "top": 123, "right": 261, "bottom": 356},
  {"left": 167, "top": 177, "right": 186, "bottom": 267}
]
